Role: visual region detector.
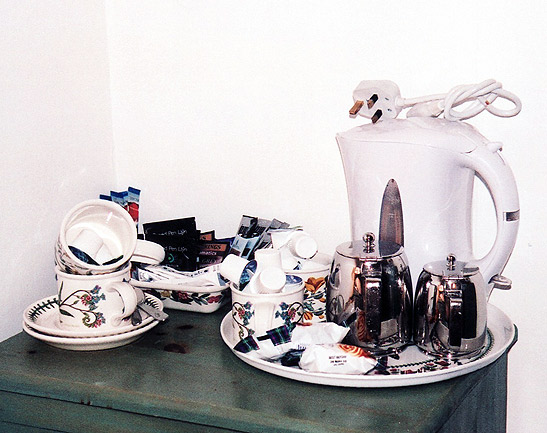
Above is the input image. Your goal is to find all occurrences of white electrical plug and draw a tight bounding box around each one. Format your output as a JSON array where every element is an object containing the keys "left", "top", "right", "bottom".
[
  {"left": 349, "top": 80, "right": 403, "bottom": 123},
  {"left": 348, "top": 79, "right": 521, "bottom": 123}
]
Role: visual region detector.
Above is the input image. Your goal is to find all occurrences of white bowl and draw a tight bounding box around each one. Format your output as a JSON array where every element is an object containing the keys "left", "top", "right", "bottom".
[{"left": 130, "top": 279, "right": 229, "bottom": 313}]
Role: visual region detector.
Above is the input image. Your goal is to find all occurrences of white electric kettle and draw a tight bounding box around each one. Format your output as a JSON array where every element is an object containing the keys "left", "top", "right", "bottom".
[{"left": 336, "top": 115, "right": 519, "bottom": 295}]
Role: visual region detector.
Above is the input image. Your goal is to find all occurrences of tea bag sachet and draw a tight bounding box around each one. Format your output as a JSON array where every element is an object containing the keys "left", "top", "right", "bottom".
[
  {"left": 228, "top": 216, "right": 272, "bottom": 259},
  {"left": 143, "top": 217, "right": 200, "bottom": 271}
]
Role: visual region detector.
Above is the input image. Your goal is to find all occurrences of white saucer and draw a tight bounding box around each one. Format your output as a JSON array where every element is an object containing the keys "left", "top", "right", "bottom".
[
  {"left": 24, "top": 294, "right": 162, "bottom": 338},
  {"left": 23, "top": 318, "right": 160, "bottom": 351},
  {"left": 220, "top": 304, "right": 517, "bottom": 388}
]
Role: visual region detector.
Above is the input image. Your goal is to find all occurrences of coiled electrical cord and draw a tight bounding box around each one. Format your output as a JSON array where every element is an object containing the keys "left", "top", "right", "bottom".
[{"left": 403, "top": 79, "right": 522, "bottom": 121}]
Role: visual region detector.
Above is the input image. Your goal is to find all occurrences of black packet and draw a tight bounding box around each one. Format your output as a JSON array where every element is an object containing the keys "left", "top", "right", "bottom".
[
  {"left": 144, "top": 233, "right": 198, "bottom": 271},
  {"left": 143, "top": 218, "right": 200, "bottom": 271},
  {"left": 197, "top": 239, "right": 231, "bottom": 269},
  {"left": 143, "top": 217, "right": 197, "bottom": 237},
  {"left": 199, "top": 231, "right": 215, "bottom": 241}
]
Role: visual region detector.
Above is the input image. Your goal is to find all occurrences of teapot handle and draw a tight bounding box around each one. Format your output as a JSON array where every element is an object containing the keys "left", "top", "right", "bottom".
[
  {"left": 460, "top": 142, "right": 519, "bottom": 295},
  {"left": 363, "top": 276, "right": 382, "bottom": 340}
]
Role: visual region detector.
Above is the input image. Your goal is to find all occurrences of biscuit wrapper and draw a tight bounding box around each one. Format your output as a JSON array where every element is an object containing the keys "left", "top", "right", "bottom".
[
  {"left": 299, "top": 344, "right": 377, "bottom": 375},
  {"left": 237, "top": 322, "right": 349, "bottom": 360}
]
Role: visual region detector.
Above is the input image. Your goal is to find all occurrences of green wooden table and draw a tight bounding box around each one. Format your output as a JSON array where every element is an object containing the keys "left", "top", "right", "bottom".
[{"left": 0, "top": 305, "right": 514, "bottom": 433}]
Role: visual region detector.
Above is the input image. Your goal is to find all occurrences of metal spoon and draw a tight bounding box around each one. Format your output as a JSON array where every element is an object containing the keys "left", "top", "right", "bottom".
[
  {"left": 131, "top": 305, "right": 143, "bottom": 326},
  {"left": 134, "top": 287, "right": 169, "bottom": 322}
]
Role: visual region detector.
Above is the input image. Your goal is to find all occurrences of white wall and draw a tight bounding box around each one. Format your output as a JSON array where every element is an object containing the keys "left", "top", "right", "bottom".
[
  {"left": 0, "top": 1, "right": 115, "bottom": 338},
  {"left": 105, "top": 2, "right": 546, "bottom": 432},
  {"left": 1, "top": 1, "right": 545, "bottom": 432}
]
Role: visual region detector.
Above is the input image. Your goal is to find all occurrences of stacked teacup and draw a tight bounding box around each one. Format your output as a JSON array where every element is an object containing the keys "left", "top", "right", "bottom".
[{"left": 54, "top": 199, "right": 163, "bottom": 333}]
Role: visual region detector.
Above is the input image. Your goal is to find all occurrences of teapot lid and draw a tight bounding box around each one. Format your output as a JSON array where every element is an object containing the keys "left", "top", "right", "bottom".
[
  {"left": 337, "top": 117, "right": 490, "bottom": 153},
  {"left": 423, "top": 254, "right": 480, "bottom": 278},
  {"left": 336, "top": 232, "right": 403, "bottom": 261}
]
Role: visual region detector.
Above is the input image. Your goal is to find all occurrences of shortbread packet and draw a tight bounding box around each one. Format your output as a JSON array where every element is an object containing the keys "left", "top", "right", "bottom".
[
  {"left": 299, "top": 344, "right": 377, "bottom": 375},
  {"left": 235, "top": 322, "right": 349, "bottom": 360}
]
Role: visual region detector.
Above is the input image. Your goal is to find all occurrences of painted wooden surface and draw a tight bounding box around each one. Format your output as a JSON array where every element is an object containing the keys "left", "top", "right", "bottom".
[{"left": 0, "top": 306, "right": 511, "bottom": 432}]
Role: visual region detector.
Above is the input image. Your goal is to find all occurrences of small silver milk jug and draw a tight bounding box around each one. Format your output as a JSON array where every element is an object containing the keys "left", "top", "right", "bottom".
[{"left": 414, "top": 254, "right": 488, "bottom": 357}]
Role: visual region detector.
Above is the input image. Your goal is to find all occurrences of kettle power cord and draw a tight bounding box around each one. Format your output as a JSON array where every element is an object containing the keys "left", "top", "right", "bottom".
[{"left": 349, "top": 79, "right": 522, "bottom": 123}]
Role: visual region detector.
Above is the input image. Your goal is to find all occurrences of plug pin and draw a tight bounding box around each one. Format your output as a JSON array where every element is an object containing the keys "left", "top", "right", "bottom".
[
  {"left": 349, "top": 100, "right": 364, "bottom": 115},
  {"left": 367, "top": 94, "right": 379, "bottom": 109},
  {"left": 371, "top": 109, "right": 383, "bottom": 123}
]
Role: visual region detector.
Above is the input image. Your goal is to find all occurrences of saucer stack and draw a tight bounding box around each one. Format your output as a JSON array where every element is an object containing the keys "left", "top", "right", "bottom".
[
  {"left": 22, "top": 199, "right": 167, "bottom": 351},
  {"left": 22, "top": 293, "right": 164, "bottom": 351}
]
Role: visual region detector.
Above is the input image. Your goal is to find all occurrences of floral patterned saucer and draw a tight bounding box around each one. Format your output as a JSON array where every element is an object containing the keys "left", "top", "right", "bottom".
[
  {"left": 22, "top": 318, "right": 159, "bottom": 351},
  {"left": 220, "top": 304, "right": 517, "bottom": 388},
  {"left": 23, "top": 294, "right": 163, "bottom": 338}
]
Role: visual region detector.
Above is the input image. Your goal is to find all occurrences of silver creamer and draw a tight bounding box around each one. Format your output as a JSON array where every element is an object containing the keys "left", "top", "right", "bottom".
[{"left": 414, "top": 254, "right": 488, "bottom": 358}]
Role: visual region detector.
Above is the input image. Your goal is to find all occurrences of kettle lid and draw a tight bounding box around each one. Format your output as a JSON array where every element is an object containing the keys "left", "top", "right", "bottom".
[
  {"left": 336, "top": 232, "right": 403, "bottom": 260},
  {"left": 423, "top": 254, "right": 480, "bottom": 278},
  {"left": 337, "top": 117, "right": 489, "bottom": 153}
]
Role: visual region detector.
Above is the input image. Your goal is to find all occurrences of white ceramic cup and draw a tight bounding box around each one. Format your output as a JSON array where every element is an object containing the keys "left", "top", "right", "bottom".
[
  {"left": 231, "top": 279, "right": 304, "bottom": 340},
  {"left": 55, "top": 265, "right": 138, "bottom": 331},
  {"left": 55, "top": 199, "right": 159, "bottom": 275}
]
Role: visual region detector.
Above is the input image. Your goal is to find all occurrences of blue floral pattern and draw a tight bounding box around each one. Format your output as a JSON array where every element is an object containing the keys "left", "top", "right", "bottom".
[
  {"left": 275, "top": 301, "right": 304, "bottom": 325},
  {"left": 57, "top": 283, "right": 107, "bottom": 328},
  {"left": 232, "top": 301, "right": 254, "bottom": 339},
  {"left": 232, "top": 300, "right": 304, "bottom": 340}
]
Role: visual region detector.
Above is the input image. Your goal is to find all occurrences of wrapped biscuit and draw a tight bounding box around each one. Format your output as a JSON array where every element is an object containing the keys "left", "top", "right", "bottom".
[
  {"left": 299, "top": 344, "right": 377, "bottom": 375},
  {"left": 234, "top": 322, "right": 349, "bottom": 360}
]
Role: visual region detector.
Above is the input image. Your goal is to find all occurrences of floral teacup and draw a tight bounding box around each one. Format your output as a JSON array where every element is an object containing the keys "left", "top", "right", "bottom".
[
  {"left": 55, "top": 265, "right": 137, "bottom": 331},
  {"left": 286, "top": 253, "right": 331, "bottom": 325},
  {"left": 231, "top": 277, "right": 304, "bottom": 341}
]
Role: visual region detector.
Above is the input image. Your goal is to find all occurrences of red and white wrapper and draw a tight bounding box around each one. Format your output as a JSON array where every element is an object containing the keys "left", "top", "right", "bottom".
[{"left": 299, "top": 343, "right": 377, "bottom": 374}]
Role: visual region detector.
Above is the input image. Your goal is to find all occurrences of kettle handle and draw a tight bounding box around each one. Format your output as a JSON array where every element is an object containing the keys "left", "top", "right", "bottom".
[{"left": 460, "top": 142, "right": 519, "bottom": 294}]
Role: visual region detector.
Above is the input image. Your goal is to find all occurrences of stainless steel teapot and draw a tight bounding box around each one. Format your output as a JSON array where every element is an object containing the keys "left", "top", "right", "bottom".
[
  {"left": 414, "top": 254, "right": 488, "bottom": 357},
  {"left": 327, "top": 233, "right": 412, "bottom": 354}
]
